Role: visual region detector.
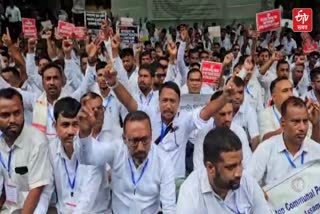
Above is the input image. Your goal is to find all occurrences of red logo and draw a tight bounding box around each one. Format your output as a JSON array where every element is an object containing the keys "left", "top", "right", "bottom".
[{"left": 293, "top": 8, "right": 313, "bottom": 32}]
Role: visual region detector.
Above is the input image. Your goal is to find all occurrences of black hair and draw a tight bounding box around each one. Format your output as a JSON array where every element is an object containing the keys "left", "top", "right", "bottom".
[
  {"left": 188, "top": 48, "right": 199, "bottom": 57},
  {"left": 310, "top": 68, "right": 320, "bottom": 82},
  {"left": 281, "top": 97, "right": 306, "bottom": 118},
  {"left": 276, "top": 60, "right": 289, "bottom": 72},
  {"left": 123, "top": 110, "right": 152, "bottom": 133},
  {"left": 139, "top": 64, "right": 154, "bottom": 77},
  {"left": 270, "top": 77, "right": 289, "bottom": 94},
  {"left": 80, "top": 52, "right": 88, "bottom": 61},
  {"left": 120, "top": 48, "right": 134, "bottom": 58},
  {"left": 95, "top": 61, "right": 107, "bottom": 71},
  {"left": 80, "top": 91, "right": 102, "bottom": 103},
  {"left": 53, "top": 97, "right": 81, "bottom": 121},
  {"left": 1, "top": 52, "right": 9, "bottom": 59},
  {"left": 159, "top": 81, "right": 180, "bottom": 99},
  {"left": 41, "top": 62, "right": 63, "bottom": 78},
  {"left": 226, "top": 76, "right": 245, "bottom": 88},
  {"left": 187, "top": 68, "right": 202, "bottom": 79},
  {"left": 190, "top": 62, "right": 201, "bottom": 69},
  {"left": 203, "top": 127, "right": 242, "bottom": 164},
  {"left": 258, "top": 48, "right": 271, "bottom": 57},
  {"left": 1, "top": 66, "right": 20, "bottom": 79},
  {"left": 210, "top": 90, "right": 223, "bottom": 101},
  {"left": 0, "top": 88, "right": 23, "bottom": 105}
]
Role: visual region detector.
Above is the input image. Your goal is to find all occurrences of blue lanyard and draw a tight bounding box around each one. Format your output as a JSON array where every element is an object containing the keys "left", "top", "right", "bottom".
[
  {"left": 0, "top": 148, "right": 13, "bottom": 178},
  {"left": 104, "top": 95, "right": 112, "bottom": 111},
  {"left": 245, "top": 86, "right": 253, "bottom": 98},
  {"left": 140, "top": 93, "right": 153, "bottom": 106},
  {"left": 48, "top": 108, "right": 54, "bottom": 122},
  {"left": 272, "top": 106, "right": 281, "bottom": 124},
  {"left": 128, "top": 158, "right": 149, "bottom": 195},
  {"left": 283, "top": 150, "right": 304, "bottom": 168},
  {"left": 63, "top": 159, "right": 79, "bottom": 197},
  {"left": 160, "top": 122, "right": 166, "bottom": 143}
]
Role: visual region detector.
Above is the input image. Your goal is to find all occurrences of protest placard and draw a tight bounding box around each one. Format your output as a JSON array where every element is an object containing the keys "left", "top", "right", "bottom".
[
  {"left": 301, "top": 33, "right": 318, "bottom": 54},
  {"left": 180, "top": 94, "right": 211, "bottom": 112},
  {"left": 118, "top": 25, "right": 139, "bottom": 47},
  {"left": 57, "top": 20, "right": 74, "bottom": 38},
  {"left": 208, "top": 26, "right": 221, "bottom": 38},
  {"left": 73, "top": 27, "right": 86, "bottom": 40},
  {"left": 22, "top": 18, "right": 37, "bottom": 38},
  {"left": 85, "top": 11, "right": 107, "bottom": 30},
  {"left": 200, "top": 61, "right": 223, "bottom": 87},
  {"left": 256, "top": 9, "right": 281, "bottom": 32},
  {"left": 264, "top": 160, "right": 320, "bottom": 214}
]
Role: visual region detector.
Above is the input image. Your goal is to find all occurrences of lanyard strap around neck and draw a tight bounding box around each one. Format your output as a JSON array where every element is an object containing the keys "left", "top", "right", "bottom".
[
  {"left": 283, "top": 150, "right": 304, "bottom": 168},
  {"left": 272, "top": 106, "right": 281, "bottom": 124},
  {"left": 0, "top": 148, "right": 13, "bottom": 178},
  {"left": 128, "top": 158, "right": 149, "bottom": 194},
  {"left": 63, "top": 159, "right": 79, "bottom": 197}
]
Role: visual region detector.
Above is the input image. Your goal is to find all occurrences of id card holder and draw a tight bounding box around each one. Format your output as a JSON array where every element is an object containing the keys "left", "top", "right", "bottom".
[
  {"left": 5, "top": 179, "right": 18, "bottom": 204},
  {"left": 65, "top": 197, "right": 77, "bottom": 214}
]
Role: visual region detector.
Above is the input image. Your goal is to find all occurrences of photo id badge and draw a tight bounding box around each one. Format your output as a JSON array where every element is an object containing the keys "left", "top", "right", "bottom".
[{"left": 5, "top": 179, "right": 17, "bottom": 204}]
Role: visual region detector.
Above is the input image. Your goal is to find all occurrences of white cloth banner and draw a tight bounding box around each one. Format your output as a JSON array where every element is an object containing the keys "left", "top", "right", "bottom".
[
  {"left": 264, "top": 160, "right": 320, "bottom": 214},
  {"left": 180, "top": 94, "right": 211, "bottom": 112}
]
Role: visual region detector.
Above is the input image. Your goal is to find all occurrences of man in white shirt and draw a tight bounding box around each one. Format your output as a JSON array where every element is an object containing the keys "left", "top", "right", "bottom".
[
  {"left": 259, "top": 77, "right": 293, "bottom": 141},
  {"left": 5, "top": 1, "right": 21, "bottom": 39},
  {"left": 282, "top": 33, "right": 297, "bottom": 56},
  {"left": 50, "top": 97, "right": 111, "bottom": 213},
  {"left": 177, "top": 127, "right": 271, "bottom": 213},
  {"left": 75, "top": 109, "right": 176, "bottom": 214},
  {"left": 248, "top": 97, "right": 320, "bottom": 186},
  {"left": 180, "top": 68, "right": 214, "bottom": 95},
  {"left": 229, "top": 76, "right": 260, "bottom": 150},
  {"left": 303, "top": 68, "right": 320, "bottom": 103},
  {"left": 193, "top": 90, "right": 252, "bottom": 170},
  {"left": 0, "top": 88, "right": 52, "bottom": 213}
]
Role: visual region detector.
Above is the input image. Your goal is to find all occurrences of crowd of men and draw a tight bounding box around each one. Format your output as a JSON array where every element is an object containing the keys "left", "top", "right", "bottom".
[{"left": 0, "top": 10, "right": 319, "bottom": 213}]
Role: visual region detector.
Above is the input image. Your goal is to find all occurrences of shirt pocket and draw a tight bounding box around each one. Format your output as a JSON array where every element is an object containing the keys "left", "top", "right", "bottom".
[
  {"left": 14, "top": 168, "right": 29, "bottom": 191},
  {"left": 159, "top": 132, "right": 180, "bottom": 152}
]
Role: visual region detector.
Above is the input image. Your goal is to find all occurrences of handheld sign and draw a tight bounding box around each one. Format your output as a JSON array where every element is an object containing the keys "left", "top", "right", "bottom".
[
  {"left": 301, "top": 33, "right": 318, "bottom": 54},
  {"left": 57, "top": 21, "right": 74, "bottom": 38},
  {"left": 200, "top": 61, "right": 223, "bottom": 87},
  {"left": 265, "top": 160, "right": 320, "bottom": 214},
  {"left": 256, "top": 9, "right": 281, "bottom": 32},
  {"left": 73, "top": 27, "right": 86, "bottom": 40},
  {"left": 118, "top": 25, "right": 139, "bottom": 48},
  {"left": 22, "top": 18, "right": 37, "bottom": 38},
  {"left": 85, "top": 11, "right": 107, "bottom": 30},
  {"left": 208, "top": 26, "right": 221, "bottom": 38},
  {"left": 180, "top": 94, "right": 211, "bottom": 112}
]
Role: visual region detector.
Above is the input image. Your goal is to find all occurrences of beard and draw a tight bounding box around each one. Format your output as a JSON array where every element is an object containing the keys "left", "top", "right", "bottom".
[
  {"left": 214, "top": 169, "right": 241, "bottom": 191},
  {"left": 1, "top": 122, "right": 24, "bottom": 142}
]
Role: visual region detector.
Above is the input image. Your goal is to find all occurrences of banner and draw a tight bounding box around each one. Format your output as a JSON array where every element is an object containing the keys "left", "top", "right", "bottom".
[
  {"left": 208, "top": 26, "right": 221, "bottom": 38},
  {"left": 200, "top": 61, "right": 223, "bottom": 87},
  {"left": 22, "top": 18, "right": 37, "bottom": 38},
  {"left": 301, "top": 33, "right": 318, "bottom": 54},
  {"left": 118, "top": 25, "right": 139, "bottom": 47},
  {"left": 180, "top": 94, "right": 211, "bottom": 112},
  {"left": 264, "top": 160, "right": 320, "bottom": 214},
  {"left": 57, "top": 21, "right": 74, "bottom": 38},
  {"left": 256, "top": 9, "right": 281, "bottom": 32},
  {"left": 73, "top": 27, "right": 86, "bottom": 40},
  {"left": 85, "top": 11, "right": 107, "bottom": 30}
]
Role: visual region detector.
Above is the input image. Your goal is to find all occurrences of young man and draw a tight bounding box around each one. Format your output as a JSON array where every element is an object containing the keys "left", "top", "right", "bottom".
[
  {"left": 249, "top": 97, "right": 320, "bottom": 186},
  {"left": 177, "top": 127, "right": 270, "bottom": 213},
  {"left": 193, "top": 91, "right": 252, "bottom": 170},
  {"left": 50, "top": 97, "right": 111, "bottom": 213},
  {"left": 303, "top": 68, "right": 320, "bottom": 103},
  {"left": 0, "top": 88, "right": 52, "bottom": 213},
  {"left": 75, "top": 110, "right": 176, "bottom": 213}
]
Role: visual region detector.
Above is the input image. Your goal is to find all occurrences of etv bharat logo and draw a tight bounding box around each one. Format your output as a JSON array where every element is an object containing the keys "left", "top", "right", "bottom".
[
  {"left": 295, "top": 10, "right": 309, "bottom": 24},
  {"left": 293, "top": 8, "right": 313, "bottom": 32}
]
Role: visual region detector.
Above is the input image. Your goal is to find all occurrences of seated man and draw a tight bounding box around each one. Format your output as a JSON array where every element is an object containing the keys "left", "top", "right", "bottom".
[{"left": 177, "top": 127, "right": 271, "bottom": 213}]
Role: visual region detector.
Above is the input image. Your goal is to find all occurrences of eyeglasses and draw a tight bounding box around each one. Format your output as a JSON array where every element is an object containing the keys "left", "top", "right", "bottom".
[
  {"left": 126, "top": 136, "right": 150, "bottom": 146},
  {"left": 155, "top": 73, "right": 166, "bottom": 78}
]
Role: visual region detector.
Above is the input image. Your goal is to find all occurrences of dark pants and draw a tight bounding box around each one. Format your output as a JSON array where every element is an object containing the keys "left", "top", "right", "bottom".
[{"left": 7, "top": 21, "right": 21, "bottom": 41}]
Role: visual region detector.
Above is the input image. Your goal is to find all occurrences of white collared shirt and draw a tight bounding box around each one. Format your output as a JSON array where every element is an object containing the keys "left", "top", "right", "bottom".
[
  {"left": 193, "top": 120, "right": 252, "bottom": 170},
  {"left": 140, "top": 107, "right": 208, "bottom": 179},
  {"left": 180, "top": 84, "right": 214, "bottom": 95},
  {"left": 233, "top": 98, "right": 260, "bottom": 140},
  {"left": 258, "top": 105, "right": 281, "bottom": 140},
  {"left": 49, "top": 138, "right": 111, "bottom": 213},
  {"left": 134, "top": 90, "right": 159, "bottom": 112},
  {"left": 74, "top": 137, "right": 176, "bottom": 214},
  {"left": 0, "top": 125, "right": 52, "bottom": 214},
  {"left": 177, "top": 166, "right": 271, "bottom": 214},
  {"left": 5, "top": 6, "right": 21, "bottom": 22},
  {"left": 303, "top": 89, "right": 319, "bottom": 103},
  {"left": 245, "top": 76, "right": 264, "bottom": 112},
  {"left": 247, "top": 134, "right": 320, "bottom": 186}
]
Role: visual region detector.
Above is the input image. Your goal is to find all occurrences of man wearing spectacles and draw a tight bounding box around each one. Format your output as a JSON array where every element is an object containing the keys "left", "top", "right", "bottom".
[{"left": 75, "top": 109, "right": 176, "bottom": 213}]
